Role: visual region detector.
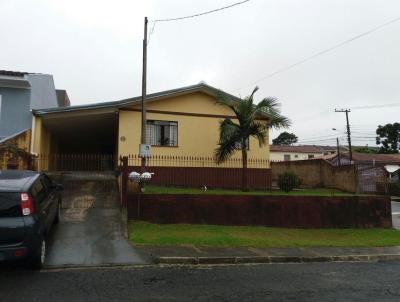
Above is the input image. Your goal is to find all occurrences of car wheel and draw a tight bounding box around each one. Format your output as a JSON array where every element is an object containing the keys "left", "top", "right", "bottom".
[
  {"left": 29, "top": 238, "right": 46, "bottom": 270},
  {"left": 54, "top": 201, "right": 61, "bottom": 224}
]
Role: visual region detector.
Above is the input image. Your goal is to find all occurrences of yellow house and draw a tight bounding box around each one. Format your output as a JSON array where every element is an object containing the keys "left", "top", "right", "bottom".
[{"left": 31, "top": 83, "right": 271, "bottom": 171}]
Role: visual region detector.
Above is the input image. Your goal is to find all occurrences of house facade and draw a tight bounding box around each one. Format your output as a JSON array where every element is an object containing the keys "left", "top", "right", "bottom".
[
  {"left": 31, "top": 83, "right": 271, "bottom": 171},
  {"left": 0, "top": 70, "right": 61, "bottom": 140},
  {"left": 270, "top": 145, "right": 324, "bottom": 161}
]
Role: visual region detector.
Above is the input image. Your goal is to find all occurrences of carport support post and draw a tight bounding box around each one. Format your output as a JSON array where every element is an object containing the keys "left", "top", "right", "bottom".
[
  {"left": 121, "top": 156, "right": 128, "bottom": 206},
  {"left": 140, "top": 16, "right": 148, "bottom": 173}
]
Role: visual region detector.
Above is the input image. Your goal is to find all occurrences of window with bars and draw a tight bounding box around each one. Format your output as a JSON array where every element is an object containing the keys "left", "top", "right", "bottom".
[{"left": 147, "top": 120, "right": 178, "bottom": 147}]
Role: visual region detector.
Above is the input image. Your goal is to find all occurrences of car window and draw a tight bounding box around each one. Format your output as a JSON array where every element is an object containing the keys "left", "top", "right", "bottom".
[
  {"left": 31, "top": 179, "right": 47, "bottom": 204},
  {"left": 0, "top": 193, "right": 22, "bottom": 217},
  {"left": 42, "top": 175, "right": 53, "bottom": 191}
]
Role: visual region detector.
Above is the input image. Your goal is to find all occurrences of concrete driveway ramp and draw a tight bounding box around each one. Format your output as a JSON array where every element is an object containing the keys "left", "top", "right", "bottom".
[{"left": 45, "top": 173, "right": 150, "bottom": 267}]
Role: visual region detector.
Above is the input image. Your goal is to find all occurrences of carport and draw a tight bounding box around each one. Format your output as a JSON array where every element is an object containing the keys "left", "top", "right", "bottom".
[{"left": 32, "top": 106, "right": 119, "bottom": 171}]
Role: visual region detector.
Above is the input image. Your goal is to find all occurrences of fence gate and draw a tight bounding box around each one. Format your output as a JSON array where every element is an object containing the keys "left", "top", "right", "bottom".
[
  {"left": 357, "top": 165, "right": 388, "bottom": 194},
  {"left": 33, "top": 154, "right": 120, "bottom": 209}
]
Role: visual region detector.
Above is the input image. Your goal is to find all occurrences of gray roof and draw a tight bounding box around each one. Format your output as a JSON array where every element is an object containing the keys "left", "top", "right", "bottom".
[
  {"left": 0, "top": 70, "right": 29, "bottom": 77},
  {"left": 33, "top": 83, "right": 244, "bottom": 116},
  {"left": 0, "top": 128, "right": 30, "bottom": 144}
]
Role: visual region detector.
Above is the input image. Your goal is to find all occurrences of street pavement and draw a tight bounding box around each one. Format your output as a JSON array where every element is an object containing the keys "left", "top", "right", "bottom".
[{"left": 1, "top": 262, "right": 400, "bottom": 301}]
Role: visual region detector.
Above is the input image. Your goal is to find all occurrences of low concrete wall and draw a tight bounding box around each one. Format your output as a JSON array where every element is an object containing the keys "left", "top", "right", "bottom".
[
  {"left": 127, "top": 194, "right": 392, "bottom": 229},
  {"left": 271, "top": 159, "right": 358, "bottom": 193}
]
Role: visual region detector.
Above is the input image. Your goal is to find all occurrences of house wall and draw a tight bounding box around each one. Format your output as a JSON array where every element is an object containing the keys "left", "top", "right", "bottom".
[
  {"left": 27, "top": 74, "right": 58, "bottom": 110},
  {"left": 118, "top": 92, "right": 270, "bottom": 164},
  {"left": 0, "top": 74, "right": 58, "bottom": 139},
  {"left": 270, "top": 151, "right": 323, "bottom": 161},
  {"left": 32, "top": 116, "right": 53, "bottom": 170},
  {"left": 0, "top": 87, "right": 31, "bottom": 138}
]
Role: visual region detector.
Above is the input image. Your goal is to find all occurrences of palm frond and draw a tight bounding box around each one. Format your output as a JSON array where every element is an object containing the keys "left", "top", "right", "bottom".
[{"left": 215, "top": 118, "right": 241, "bottom": 163}]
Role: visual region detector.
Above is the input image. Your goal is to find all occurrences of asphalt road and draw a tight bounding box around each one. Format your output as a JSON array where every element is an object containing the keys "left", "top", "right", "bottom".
[{"left": 1, "top": 262, "right": 400, "bottom": 302}]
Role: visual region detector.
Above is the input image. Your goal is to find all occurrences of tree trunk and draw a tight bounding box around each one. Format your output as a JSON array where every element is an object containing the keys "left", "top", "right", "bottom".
[{"left": 241, "top": 147, "right": 249, "bottom": 192}]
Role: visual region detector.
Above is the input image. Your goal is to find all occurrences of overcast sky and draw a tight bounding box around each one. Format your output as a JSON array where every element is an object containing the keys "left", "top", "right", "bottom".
[{"left": 1, "top": 0, "right": 399, "bottom": 147}]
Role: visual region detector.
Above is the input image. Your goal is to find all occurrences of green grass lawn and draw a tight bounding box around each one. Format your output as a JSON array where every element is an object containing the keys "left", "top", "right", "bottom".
[
  {"left": 129, "top": 221, "right": 400, "bottom": 248},
  {"left": 143, "top": 185, "right": 355, "bottom": 196}
]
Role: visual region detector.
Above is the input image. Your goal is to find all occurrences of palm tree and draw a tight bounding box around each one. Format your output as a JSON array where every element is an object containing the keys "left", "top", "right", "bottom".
[{"left": 215, "top": 86, "right": 290, "bottom": 191}]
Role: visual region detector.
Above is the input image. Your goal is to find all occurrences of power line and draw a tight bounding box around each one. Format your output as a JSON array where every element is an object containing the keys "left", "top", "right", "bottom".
[
  {"left": 239, "top": 15, "right": 400, "bottom": 89},
  {"left": 153, "top": 0, "right": 250, "bottom": 22},
  {"left": 148, "top": 0, "right": 251, "bottom": 44},
  {"left": 350, "top": 102, "right": 400, "bottom": 110}
]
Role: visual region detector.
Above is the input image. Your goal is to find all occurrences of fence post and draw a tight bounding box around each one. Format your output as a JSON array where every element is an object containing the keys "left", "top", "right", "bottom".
[{"left": 121, "top": 156, "right": 128, "bottom": 206}]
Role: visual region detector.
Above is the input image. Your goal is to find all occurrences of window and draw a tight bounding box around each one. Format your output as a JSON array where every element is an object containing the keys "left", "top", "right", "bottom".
[
  {"left": 42, "top": 175, "right": 53, "bottom": 191},
  {"left": 284, "top": 154, "right": 291, "bottom": 161},
  {"left": 308, "top": 154, "right": 315, "bottom": 159},
  {"left": 31, "top": 179, "right": 47, "bottom": 204},
  {"left": 294, "top": 154, "right": 298, "bottom": 158},
  {"left": 0, "top": 94, "right": 2, "bottom": 120},
  {"left": 147, "top": 120, "right": 178, "bottom": 147}
]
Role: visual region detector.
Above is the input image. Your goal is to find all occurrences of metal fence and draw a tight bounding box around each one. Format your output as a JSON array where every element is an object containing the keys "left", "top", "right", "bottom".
[{"left": 124, "top": 154, "right": 270, "bottom": 169}]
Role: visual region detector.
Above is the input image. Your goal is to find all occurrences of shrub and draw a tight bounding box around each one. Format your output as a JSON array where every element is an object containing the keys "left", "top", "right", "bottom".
[{"left": 278, "top": 171, "right": 299, "bottom": 192}]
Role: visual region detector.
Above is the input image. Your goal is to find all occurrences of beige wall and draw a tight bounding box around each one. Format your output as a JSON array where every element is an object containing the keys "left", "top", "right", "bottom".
[
  {"left": 271, "top": 159, "right": 358, "bottom": 193},
  {"left": 118, "top": 92, "right": 270, "bottom": 164},
  {"left": 270, "top": 151, "right": 323, "bottom": 162}
]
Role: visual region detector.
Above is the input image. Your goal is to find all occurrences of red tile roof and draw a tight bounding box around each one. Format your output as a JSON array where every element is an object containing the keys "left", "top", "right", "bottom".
[{"left": 270, "top": 145, "right": 323, "bottom": 153}]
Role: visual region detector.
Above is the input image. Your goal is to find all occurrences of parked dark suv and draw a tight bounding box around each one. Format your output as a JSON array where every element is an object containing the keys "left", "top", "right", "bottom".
[{"left": 0, "top": 170, "right": 62, "bottom": 269}]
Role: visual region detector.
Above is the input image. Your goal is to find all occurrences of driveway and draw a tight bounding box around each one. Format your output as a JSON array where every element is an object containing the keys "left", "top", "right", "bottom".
[{"left": 45, "top": 174, "right": 150, "bottom": 267}]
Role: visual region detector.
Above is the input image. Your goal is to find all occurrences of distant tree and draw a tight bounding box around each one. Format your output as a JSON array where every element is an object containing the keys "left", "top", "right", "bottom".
[
  {"left": 376, "top": 123, "right": 400, "bottom": 154},
  {"left": 354, "top": 146, "right": 378, "bottom": 154},
  {"left": 272, "top": 132, "right": 298, "bottom": 145}
]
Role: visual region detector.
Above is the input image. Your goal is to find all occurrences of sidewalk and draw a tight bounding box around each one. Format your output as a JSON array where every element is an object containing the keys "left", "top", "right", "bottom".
[{"left": 135, "top": 245, "right": 400, "bottom": 265}]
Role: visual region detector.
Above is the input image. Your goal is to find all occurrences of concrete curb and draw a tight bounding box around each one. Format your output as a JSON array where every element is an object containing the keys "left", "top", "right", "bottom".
[{"left": 155, "top": 254, "right": 400, "bottom": 265}]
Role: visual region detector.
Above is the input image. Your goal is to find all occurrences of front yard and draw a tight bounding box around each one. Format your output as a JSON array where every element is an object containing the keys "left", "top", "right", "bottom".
[
  {"left": 129, "top": 221, "right": 400, "bottom": 248},
  {"left": 143, "top": 185, "right": 355, "bottom": 196}
]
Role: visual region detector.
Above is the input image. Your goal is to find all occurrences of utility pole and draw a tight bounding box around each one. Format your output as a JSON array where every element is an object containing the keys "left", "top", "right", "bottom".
[
  {"left": 140, "top": 17, "right": 148, "bottom": 172},
  {"left": 336, "top": 137, "right": 341, "bottom": 166},
  {"left": 335, "top": 109, "right": 352, "bottom": 162}
]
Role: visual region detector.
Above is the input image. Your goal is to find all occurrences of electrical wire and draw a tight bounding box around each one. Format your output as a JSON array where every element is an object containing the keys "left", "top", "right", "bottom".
[
  {"left": 147, "top": 0, "right": 251, "bottom": 44},
  {"left": 238, "top": 15, "right": 400, "bottom": 89},
  {"left": 153, "top": 0, "right": 250, "bottom": 22}
]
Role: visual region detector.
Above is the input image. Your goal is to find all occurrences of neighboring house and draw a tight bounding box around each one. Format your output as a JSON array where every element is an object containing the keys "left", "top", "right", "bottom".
[
  {"left": 270, "top": 145, "right": 324, "bottom": 161},
  {"left": 31, "top": 83, "right": 271, "bottom": 171},
  {"left": 0, "top": 70, "right": 64, "bottom": 140},
  {"left": 55, "top": 89, "right": 71, "bottom": 107},
  {"left": 0, "top": 129, "right": 32, "bottom": 170},
  {"left": 328, "top": 151, "right": 400, "bottom": 167},
  {"left": 327, "top": 151, "right": 400, "bottom": 193}
]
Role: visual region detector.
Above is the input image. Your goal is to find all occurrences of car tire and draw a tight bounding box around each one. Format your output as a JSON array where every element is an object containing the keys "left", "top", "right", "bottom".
[
  {"left": 53, "top": 201, "right": 61, "bottom": 224},
  {"left": 29, "top": 238, "right": 46, "bottom": 270}
]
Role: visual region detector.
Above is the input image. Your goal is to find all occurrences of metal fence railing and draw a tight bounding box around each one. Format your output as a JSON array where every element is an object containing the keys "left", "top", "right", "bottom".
[{"left": 124, "top": 154, "right": 270, "bottom": 169}]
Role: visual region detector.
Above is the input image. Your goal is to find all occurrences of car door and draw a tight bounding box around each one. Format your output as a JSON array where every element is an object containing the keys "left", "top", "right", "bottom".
[
  {"left": 42, "top": 175, "right": 57, "bottom": 221},
  {"left": 30, "top": 178, "right": 51, "bottom": 232}
]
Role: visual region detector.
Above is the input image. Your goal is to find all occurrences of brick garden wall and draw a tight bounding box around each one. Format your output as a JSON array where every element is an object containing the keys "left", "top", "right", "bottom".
[
  {"left": 127, "top": 194, "right": 392, "bottom": 228},
  {"left": 271, "top": 159, "right": 358, "bottom": 193},
  {"left": 128, "top": 166, "right": 272, "bottom": 190}
]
